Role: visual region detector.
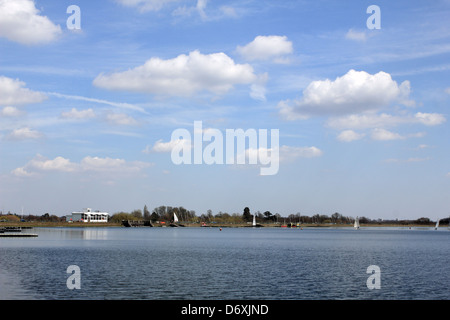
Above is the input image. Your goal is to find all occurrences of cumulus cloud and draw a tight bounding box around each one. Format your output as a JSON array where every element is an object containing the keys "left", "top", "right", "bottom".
[
  {"left": 143, "top": 138, "right": 192, "bottom": 153},
  {"left": 93, "top": 50, "right": 259, "bottom": 98},
  {"left": 371, "top": 128, "right": 405, "bottom": 141},
  {"left": 278, "top": 70, "right": 413, "bottom": 120},
  {"left": 237, "top": 35, "right": 293, "bottom": 63},
  {"left": 0, "top": 76, "right": 47, "bottom": 106},
  {"left": 7, "top": 127, "right": 43, "bottom": 140},
  {"left": 60, "top": 108, "right": 96, "bottom": 120},
  {"left": 0, "top": 106, "right": 23, "bottom": 117},
  {"left": 12, "top": 154, "right": 152, "bottom": 177},
  {"left": 0, "top": 0, "right": 62, "bottom": 45},
  {"left": 337, "top": 130, "right": 365, "bottom": 142},
  {"left": 415, "top": 112, "right": 446, "bottom": 126}
]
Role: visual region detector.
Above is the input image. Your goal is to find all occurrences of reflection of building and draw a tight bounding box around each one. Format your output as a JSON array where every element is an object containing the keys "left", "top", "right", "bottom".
[{"left": 66, "top": 208, "right": 109, "bottom": 223}]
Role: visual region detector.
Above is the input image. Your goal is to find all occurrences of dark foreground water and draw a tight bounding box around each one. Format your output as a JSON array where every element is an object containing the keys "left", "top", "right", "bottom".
[{"left": 0, "top": 227, "right": 448, "bottom": 300}]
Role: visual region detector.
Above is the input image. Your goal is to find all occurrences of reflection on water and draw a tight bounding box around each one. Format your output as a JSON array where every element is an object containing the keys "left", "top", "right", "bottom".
[{"left": 0, "top": 227, "right": 449, "bottom": 300}]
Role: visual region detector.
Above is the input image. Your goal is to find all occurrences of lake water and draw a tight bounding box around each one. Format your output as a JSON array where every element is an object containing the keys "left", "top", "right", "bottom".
[{"left": 0, "top": 226, "right": 449, "bottom": 300}]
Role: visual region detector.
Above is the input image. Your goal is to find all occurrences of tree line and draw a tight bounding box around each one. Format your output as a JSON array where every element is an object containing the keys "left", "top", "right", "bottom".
[
  {"left": 1, "top": 207, "right": 448, "bottom": 226},
  {"left": 107, "top": 205, "right": 449, "bottom": 225}
]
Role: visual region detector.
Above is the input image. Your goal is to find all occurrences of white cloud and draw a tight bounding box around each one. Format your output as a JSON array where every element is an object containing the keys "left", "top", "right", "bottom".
[
  {"left": 28, "top": 155, "right": 76, "bottom": 172},
  {"left": 115, "top": 0, "right": 177, "bottom": 12},
  {"left": 12, "top": 154, "right": 152, "bottom": 177},
  {"left": 196, "top": 0, "right": 207, "bottom": 19},
  {"left": 249, "top": 73, "right": 268, "bottom": 101},
  {"left": 93, "top": 50, "right": 259, "bottom": 98},
  {"left": 279, "top": 145, "right": 323, "bottom": 161},
  {"left": 11, "top": 166, "right": 35, "bottom": 177},
  {"left": 327, "top": 112, "right": 446, "bottom": 130},
  {"left": 60, "top": 108, "right": 96, "bottom": 120},
  {"left": 144, "top": 138, "right": 191, "bottom": 153},
  {"left": 345, "top": 29, "right": 367, "bottom": 42},
  {"left": 239, "top": 145, "right": 322, "bottom": 164},
  {"left": 278, "top": 70, "right": 413, "bottom": 120},
  {"left": 371, "top": 128, "right": 404, "bottom": 141},
  {"left": 172, "top": 0, "right": 237, "bottom": 21},
  {"left": 105, "top": 112, "right": 138, "bottom": 126},
  {"left": 80, "top": 156, "right": 150, "bottom": 173},
  {"left": 370, "top": 128, "right": 425, "bottom": 141},
  {"left": 237, "top": 35, "right": 293, "bottom": 62},
  {"left": 0, "top": 76, "right": 47, "bottom": 106},
  {"left": 0, "top": 0, "right": 62, "bottom": 45},
  {"left": 219, "top": 5, "right": 237, "bottom": 18},
  {"left": 47, "top": 92, "right": 146, "bottom": 113},
  {"left": 337, "top": 130, "right": 365, "bottom": 142},
  {"left": 415, "top": 112, "right": 446, "bottom": 126},
  {"left": 7, "top": 127, "right": 43, "bottom": 140},
  {"left": 0, "top": 106, "right": 23, "bottom": 117}
]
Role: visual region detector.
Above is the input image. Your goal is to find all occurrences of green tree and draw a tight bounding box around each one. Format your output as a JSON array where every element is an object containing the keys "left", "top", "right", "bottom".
[
  {"left": 143, "top": 205, "right": 150, "bottom": 220},
  {"left": 150, "top": 211, "right": 159, "bottom": 222},
  {"left": 131, "top": 209, "right": 143, "bottom": 219},
  {"left": 243, "top": 207, "right": 252, "bottom": 222}
]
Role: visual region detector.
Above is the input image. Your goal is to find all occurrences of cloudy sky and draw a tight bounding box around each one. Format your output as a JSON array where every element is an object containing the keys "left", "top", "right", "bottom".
[{"left": 1, "top": 0, "right": 449, "bottom": 220}]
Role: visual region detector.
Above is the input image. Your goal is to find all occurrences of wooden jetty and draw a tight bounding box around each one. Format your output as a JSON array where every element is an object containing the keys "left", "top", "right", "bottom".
[
  {"left": 0, "top": 233, "right": 38, "bottom": 237},
  {"left": 0, "top": 226, "right": 38, "bottom": 237},
  {"left": 122, "top": 220, "right": 153, "bottom": 227}
]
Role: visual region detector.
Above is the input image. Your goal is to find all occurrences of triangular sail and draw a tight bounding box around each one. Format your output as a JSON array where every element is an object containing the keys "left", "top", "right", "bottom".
[
  {"left": 252, "top": 214, "right": 256, "bottom": 226},
  {"left": 435, "top": 219, "right": 439, "bottom": 230},
  {"left": 174, "top": 212, "right": 179, "bottom": 223},
  {"left": 354, "top": 217, "right": 360, "bottom": 229}
]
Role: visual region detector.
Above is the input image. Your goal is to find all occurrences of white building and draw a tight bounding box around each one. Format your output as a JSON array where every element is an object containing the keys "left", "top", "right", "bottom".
[{"left": 66, "top": 208, "right": 109, "bottom": 223}]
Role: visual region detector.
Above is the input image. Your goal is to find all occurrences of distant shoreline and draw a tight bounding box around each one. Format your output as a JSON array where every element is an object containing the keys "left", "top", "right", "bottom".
[{"left": 0, "top": 221, "right": 441, "bottom": 229}]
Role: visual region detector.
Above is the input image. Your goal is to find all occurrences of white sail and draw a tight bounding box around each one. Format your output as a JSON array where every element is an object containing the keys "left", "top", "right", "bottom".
[
  {"left": 174, "top": 212, "right": 179, "bottom": 223},
  {"left": 435, "top": 219, "right": 439, "bottom": 230},
  {"left": 354, "top": 217, "right": 360, "bottom": 229},
  {"left": 252, "top": 214, "right": 256, "bottom": 226}
]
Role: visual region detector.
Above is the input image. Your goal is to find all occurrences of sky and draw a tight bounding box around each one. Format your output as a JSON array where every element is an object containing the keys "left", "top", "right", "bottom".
[{"left": 0, "top": 0, "right": 450, "bottom": 220}]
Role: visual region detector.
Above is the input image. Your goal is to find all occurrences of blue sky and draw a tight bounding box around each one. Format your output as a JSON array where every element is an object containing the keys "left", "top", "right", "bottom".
[{"left": 1, "top": 0, "right": 450, "bottom": 220}]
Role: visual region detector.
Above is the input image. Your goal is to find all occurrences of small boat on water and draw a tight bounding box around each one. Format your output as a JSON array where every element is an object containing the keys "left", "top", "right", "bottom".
[
  {"left": 354, "top": 217, "right": 360, "bottom": 230},
  {"left": 169, "top": 212, "right": 185, "bottom": 227}
]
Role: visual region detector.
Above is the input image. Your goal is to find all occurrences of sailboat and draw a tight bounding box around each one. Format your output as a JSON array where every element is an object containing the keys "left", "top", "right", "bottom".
[
  {"left": 252, "top": 213, "right": 256, "bottom": 227},
  {"left": 170, "top": 212, "right": 179, "bottom": 227},
  {"left": 170, "top": 212, "right": 184, "bottom": 227},
  {"left": 354, "top": 216, "right": 360, "bottom": 230},
  {"left": 435, "top": 219, "right": 439, "bottom": 230}
]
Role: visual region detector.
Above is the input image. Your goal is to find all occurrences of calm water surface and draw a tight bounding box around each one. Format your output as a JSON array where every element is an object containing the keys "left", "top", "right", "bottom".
[{"left": 0, "top": 227, "right": 448, "bottom": 300}]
